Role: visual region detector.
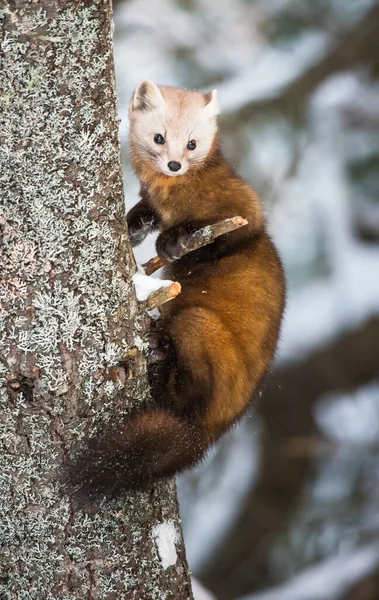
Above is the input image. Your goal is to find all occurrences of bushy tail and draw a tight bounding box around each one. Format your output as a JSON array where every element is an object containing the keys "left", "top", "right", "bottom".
[{"left": 64, "top": 409, "right": 206, "bottom": 503}]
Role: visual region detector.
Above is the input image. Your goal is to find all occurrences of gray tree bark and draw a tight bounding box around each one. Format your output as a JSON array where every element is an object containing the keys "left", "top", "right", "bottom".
[{"left": 0, "top": 1, "right": 193, "bottom": 598}]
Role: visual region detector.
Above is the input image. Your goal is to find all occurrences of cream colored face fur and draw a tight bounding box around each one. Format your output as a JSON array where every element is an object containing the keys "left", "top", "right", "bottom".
[{"left": 129, "top": 80, "right": 220, "bottom": 177}]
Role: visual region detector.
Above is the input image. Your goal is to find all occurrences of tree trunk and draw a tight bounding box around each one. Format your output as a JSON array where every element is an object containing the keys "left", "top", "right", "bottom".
[{"left": 0, "top": 1, "right": 193, "bottom": 598}]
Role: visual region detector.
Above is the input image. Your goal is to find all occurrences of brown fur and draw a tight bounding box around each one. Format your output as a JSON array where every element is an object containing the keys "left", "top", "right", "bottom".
[
  {"left": 137, "top": 139, "right": 285, "bottom": 439},
  {"left": 65, "top": 87, "right": 285, "bottom": 501}
]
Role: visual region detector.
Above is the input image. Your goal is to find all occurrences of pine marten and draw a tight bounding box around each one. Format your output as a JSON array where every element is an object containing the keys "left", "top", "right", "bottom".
[{"left": 66, "top": 80, "right": 286, "bottom": 500}]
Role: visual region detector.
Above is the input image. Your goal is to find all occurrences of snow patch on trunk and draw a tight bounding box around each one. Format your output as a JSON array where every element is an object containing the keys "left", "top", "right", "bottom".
[{"left": 152, "top": 521, "right": 178, "bottom": 569}]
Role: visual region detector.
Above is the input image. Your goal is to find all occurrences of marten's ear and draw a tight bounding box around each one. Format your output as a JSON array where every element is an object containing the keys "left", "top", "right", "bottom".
[
  {"left": 130, "top": 80, "right": 165, "bottom": 112},
  {"left": 203, "top": 89, "right": 220, "bottom": 118}
]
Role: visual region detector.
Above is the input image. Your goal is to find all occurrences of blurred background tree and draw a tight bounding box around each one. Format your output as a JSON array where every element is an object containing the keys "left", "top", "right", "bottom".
[{"left": 112, "top": 1, "right": 379, "bottom": 598}]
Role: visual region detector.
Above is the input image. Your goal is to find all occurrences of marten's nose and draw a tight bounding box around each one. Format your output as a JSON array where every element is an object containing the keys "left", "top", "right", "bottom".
[{"left": 168, "top": 161, "right": 182, "bottom": 172}]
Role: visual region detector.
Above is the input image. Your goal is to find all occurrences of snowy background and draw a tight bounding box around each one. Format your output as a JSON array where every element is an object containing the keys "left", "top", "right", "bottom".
[{"left": 112, "top": 1, "right": 379, "bottom": 598}]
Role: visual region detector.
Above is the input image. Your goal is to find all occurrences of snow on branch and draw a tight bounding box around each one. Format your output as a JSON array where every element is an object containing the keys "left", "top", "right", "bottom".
[{"left": 132, "top": 272, "right": 181, "bottom": 310}]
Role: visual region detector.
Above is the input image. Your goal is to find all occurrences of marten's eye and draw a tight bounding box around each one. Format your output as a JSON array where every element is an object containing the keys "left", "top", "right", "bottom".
[
  {"left": 187, "top": 140, "right": 197, "bottom": 151},
  {"left": 154, "top": 134, "right": 165, "bottom": 145}
]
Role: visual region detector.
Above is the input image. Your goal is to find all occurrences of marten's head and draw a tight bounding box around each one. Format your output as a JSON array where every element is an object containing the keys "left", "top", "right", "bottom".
[{"left": 129, "top": 80, "right": 220, "bottom": 179}]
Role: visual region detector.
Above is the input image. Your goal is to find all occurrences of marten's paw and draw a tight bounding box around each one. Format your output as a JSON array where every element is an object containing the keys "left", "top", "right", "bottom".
[
  {"left": 156, "top": 224, "right": 195, "bottom": 262},
  {"left": 127, "top": 205, "right": 158, "bottom": 246},
  {"left": 146, "top": 330, "right": 174, "bottom": 364}
]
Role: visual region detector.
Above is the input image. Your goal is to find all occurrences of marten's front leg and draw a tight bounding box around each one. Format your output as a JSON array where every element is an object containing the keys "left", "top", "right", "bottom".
[
  {"left": 127, "top": 200, "right": 160, "bottom": 247},
  {"left": 156, "top": 224, "right": 198, "bottom": 262}
]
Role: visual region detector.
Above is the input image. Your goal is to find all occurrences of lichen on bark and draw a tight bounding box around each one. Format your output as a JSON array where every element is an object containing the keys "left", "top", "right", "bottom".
[{"left": 0, "top": 1, "right": 193, "bottom": 598}]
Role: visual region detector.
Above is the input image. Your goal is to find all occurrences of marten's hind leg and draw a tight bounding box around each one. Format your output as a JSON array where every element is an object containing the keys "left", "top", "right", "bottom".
[{"left": 146, "top": 328, "right": 177, "bottom": 403}]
